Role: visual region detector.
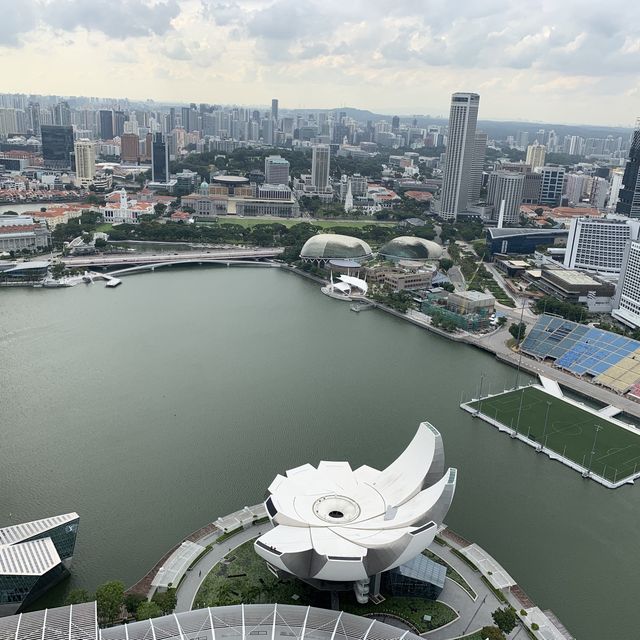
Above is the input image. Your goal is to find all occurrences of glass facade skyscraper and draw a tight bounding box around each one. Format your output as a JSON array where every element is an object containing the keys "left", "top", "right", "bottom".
[
  {"left": 41, "top": 125, "right": 74, "bottom": 169},
  {"left": 616, "top": 123, "right": 640, "bottom": 218}
]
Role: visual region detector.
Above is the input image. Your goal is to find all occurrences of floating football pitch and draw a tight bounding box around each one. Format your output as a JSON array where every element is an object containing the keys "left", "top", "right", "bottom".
[{"left": 466, "top": 386, "right": 640, "bottom": 484}]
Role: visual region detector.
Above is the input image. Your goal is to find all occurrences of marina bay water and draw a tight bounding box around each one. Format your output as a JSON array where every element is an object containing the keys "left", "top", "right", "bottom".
[{"left": 0, "top": 267, "right": 637, "bottom": 639}]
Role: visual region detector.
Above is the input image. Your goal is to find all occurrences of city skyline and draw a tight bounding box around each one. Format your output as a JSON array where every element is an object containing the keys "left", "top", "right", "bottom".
[{"left": 1, "top": 0, "right": 640, "bottom": 127}]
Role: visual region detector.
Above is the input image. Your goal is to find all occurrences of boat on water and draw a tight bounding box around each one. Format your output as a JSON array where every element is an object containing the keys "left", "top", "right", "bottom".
[
  {"left": 321, "top": 273, "right": 368, "bottom": 301},
  {"left": 105, "top": 278, "right": 122, "bottom": 288}
]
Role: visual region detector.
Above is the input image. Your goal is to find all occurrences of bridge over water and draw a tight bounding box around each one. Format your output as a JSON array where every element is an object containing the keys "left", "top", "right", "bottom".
[{"left": 61, "top": 247, "right": 284, "bottom": 271}]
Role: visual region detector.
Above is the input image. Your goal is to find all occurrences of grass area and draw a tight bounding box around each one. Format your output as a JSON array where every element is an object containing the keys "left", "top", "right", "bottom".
[
  {"left": 196, "top": 216, "right": 395, "bottom": 229},
  {"left": 340, "top": 593, "right": 457, "bottom": 634},
  {"left": 95, "top": 223, "right": 113, "bottom": 232},
  {"left": 195, "top": 541, "right": 456, "bottom": 633},
  {"left": 468, "top": 386, "right": 640, "bottom": 482},
  {"left": 423, "top": 549, "right": 476, "bottom": 599},
  {"left": 194, "top": 540, "right": 328, "bottom": 609}
]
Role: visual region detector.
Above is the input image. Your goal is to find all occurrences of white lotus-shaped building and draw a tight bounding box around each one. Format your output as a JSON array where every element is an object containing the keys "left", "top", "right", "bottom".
[{"left": 255, "top": 423, "right": 456, "bottom": 599}]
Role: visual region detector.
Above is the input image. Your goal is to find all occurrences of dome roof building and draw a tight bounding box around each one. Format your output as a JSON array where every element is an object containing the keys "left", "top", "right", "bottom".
[
  {"left": 379, "top": 236, "right": 443, "bottom": 261},
  {"left": 300, "top": 234, "right": 373, "bottom": 263}
]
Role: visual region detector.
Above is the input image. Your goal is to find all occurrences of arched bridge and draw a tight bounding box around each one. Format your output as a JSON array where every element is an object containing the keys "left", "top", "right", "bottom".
[{"left": 61, "top": 247, "right": 284, "bottom": 271}]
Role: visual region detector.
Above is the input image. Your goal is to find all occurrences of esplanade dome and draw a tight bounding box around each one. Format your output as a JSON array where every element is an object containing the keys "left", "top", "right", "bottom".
[
  {"left": 379, "top": 236, "right": 443, "bottom": 261},
  {"left": 300, "top": 234, "right": 373, "bottom": 262}
]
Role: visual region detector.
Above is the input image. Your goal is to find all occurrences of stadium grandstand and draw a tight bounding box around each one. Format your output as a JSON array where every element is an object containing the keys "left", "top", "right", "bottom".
[{"left": 522, "top": 314, "right": 640, "bottom": 394}]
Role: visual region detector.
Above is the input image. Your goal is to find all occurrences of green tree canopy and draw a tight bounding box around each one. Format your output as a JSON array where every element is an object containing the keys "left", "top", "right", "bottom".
[
  {"left": 136, "top": 601, "right": 163, "bottom": 621},
  {"left": 509, "top": 322, "right": 527, "bottom": 342},
  {"left": 492, "top": 607, "right": 518, "bottom": 634},
  {"left": 65, "top": 588, "right": 92, "bottom": 605},
  {"left": 96, "top": 581, "right": 125, "bottom": 625},
  {"left": 152, "top": 588, "right": 177, "bottom": 615}
]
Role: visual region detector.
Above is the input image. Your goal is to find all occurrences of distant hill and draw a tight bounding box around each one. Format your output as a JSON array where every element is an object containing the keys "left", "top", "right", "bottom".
[{"left": 286, "top": 107, "right": 632, "bottom": 139}]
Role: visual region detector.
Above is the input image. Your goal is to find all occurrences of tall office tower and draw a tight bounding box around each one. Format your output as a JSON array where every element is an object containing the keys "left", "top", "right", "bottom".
[
  {"left": 169, "top": 107, "right": 177, "bottom": 131},
  {"left": 613, "top": 239, "right": 640, "bottom": 328},
  {"left": 564, "top": 173, "right": 588, "bottom": 205},
  {"left": 391, "top": 115, "right": 400, "bottom": 133},
  {"left": 120, "top": 133, "right": 140, "bottom": 163},
  {"left": 439, "top": 92, "right": 480, "bottom": 220},
  {"left": 261, "top": 117, "right": 273, "bottom": 145},
  {"left": 487, "top": 171, "right": 524, "bottom": 225},
  {"left": 271, "top": 99, "right": 279, "bottom": 123},
  {"left": 99, "top": 109, "right": 114, "bottom": 140},
  {"left": 590, "top": 176, "right": 609, "bottom": 209},
  {"left": 53, "top": 101, "right": 71, "bottom": 126},
  {"left": 616, "top": 121, "right": 640, "bottom": 218},
  {"left": 41, "top": 125, "right": 74, "bottom": 169},
  {"left": 468, "top": 131, "right": 487, "bottom": 204},
  {"left": 311, "top": 144, "right": 331, "bottom": 190},
  {"left": 264, "top": 155, "right": 290, "bottom": 184},
  {"left": 516, "top": 130, "right": 529, "bottom": 149},
  {"left": 609, "top": 167, "right": 625, "bottom": 211},
  {"left": 525, "top": 142, "right": 546, "bottom": 170},
  {"left": 181, "top": 106, "right": 191, "bottom": 132},
  {"left": 564, "top": 217, "right": 640, "bottom": 275},
  {"left": 151, "top": 132, "right": 169, "bottom": 182},
  {"left": 74, "top": 138, "right": 96, "bottom": 187},
  {"left": 113, "top": 110, "right": 126, "bottom": 137},
  {"left": 539, "top": 166, "right": 565, "bottom": 206}
]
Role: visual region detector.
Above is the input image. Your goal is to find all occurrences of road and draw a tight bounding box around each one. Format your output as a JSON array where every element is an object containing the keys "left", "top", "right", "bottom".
[{"left": 61, "top": 247, "right": 284, "bottom": 269}]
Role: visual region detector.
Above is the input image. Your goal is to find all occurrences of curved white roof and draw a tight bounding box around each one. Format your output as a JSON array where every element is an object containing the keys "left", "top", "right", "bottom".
[
  {"left": 255, "top": 424, "right": 456, "bottom": 582},
  {"left": 300, "top": 234, "right": 373, "bottom": 260}
]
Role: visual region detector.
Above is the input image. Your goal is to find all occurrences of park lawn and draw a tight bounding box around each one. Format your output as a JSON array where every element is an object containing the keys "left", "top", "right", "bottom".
[
  {"left": 196, "top": 216, "right": 395, "bottom": 229},
  {"left": 468, "top": 386, "right": 640, "bottom": 482},
  {"left": 194, "top": 540, "right": 328, "bottom": 609},
  {"left": 95, "top": 223, "right": 113, "bottom": 232},
  {"left": 195, "top": 541, "right": 456, "bottom": 633},
  {"left": 340, "top": 593, "right": 457, "bottom": 633}
]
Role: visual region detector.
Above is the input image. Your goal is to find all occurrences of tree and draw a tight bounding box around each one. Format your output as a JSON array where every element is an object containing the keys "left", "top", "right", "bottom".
[
  {"left": 497, "top": 316, "right": 508, "bottom": 327},
  {"left": 124, "top": 593, "right": 146, "bottom": 616},
  {"left": 509, "top": 322, "right": 527, "bottom": 342},
  {"left": 51, "top": 262, "right": 66, "bottom": 279},
  {"left": 152, "top": 588, "right": 177, "bottom": 614},
  {"left": 154, "top": 203, "right": 167, "bottom": 216},
  {"left": 440, "top": 282, "right": 455, "bottom": 292},
  {"left": 95, "top": 238, "right": 108, "bottom": 249},
  {"left": 439, "top": 258, "right": 454, "bottom": 271},
  {"left": 96, "top": 581, "right": 125, "bottom": 625},
  {"left": 492, "top": 607, "right": 518, "bottom": 634},
  {"left": 480, "top": 626, "right": 505, "bottom": 640},
  {"left": 65, "top": 588, "right": 92, "bottom": 605},
  {"left": 136, "top": 601, "right": 163, "bottom": 621}
]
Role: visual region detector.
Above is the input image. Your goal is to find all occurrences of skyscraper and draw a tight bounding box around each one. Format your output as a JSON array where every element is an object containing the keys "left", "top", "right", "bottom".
[
  {"left": 539, "top": 166, "right": 565, "bottom": 206},
  {"left": 311, "top": 144, "right": 330, "bottom": 191},
  {"left": 121, "top": 133, "right": 140, "bottom": 163},
  {"left": 151, "top": 132, "right": 169, "bottom": 183},
  {"left": 613, "top": 239, "right": 640, "bottom": 328},
  {"left": 468, "top": 131, "right": 487, "bottom": 204},
  {"left": 41, "top": 125, "right": 74, "bottom": 169},
  {"left": 271, "top": 99, "right": 278, "bottom": 123},
  {"left": 53, "top": 101, "right": 71, "bottom": 126},
  {"left": 439, "top": 92, "right": 480, "bottom": 220},
  {"left": 525, "top": 143, "right": 546, "bottom": 170},
  {"left": 616, "top": 121, "right": 640, "bottom": 218},
  {"left": 113, "top": 110, "right": 126, "bottom": 137},
  {"left": 487, "top": 171, "right": 524, "bottom": 225},
  {"left": 99, "top": 109, "right": 113, "bottom": 140},
  {"left": 74, "top": 138, "right": 96, "bottom": 187}
]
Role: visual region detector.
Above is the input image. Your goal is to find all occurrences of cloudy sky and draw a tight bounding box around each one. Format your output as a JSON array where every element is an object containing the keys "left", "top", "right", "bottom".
[{"left": 1, "top": 0, "right": 639, "bottom": 126}]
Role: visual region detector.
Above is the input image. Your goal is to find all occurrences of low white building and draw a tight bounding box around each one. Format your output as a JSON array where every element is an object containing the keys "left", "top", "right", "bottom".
[{"left": 100, "top": 189, "right": 153, "bottom": 224}]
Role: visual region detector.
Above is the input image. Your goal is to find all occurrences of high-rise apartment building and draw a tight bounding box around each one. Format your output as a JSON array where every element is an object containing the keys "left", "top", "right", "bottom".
[
  {"left": 590, "top": 176, "right": 609, "bottom": 210},
  {"left": 487, "top": 171, "right": 524, "bottom": 225},
  {"left": 616, "top": 122, "right": 640, "bottom": 218},
  {"left": 525, "top": 143, "right": 546, "bottom": 170},
  {"left": 468, "top": 132, "right": 487, "bottom": 204},
  {"left": 613, "top": 240, "right": 640, "bottom": 328},
  {"left": 99, "top": 109, "right": 113, "bottom": 140},
  {"left": 564, "top": 173, "right": 588, "bottom": 205},
  {"left": 439, "top": 92, "right": 480, "bottom": 220},
  {"left": 539, "top": 166, "right": 565, "bottom": 206},
  {"left": 151, "top": 132, "right": 169, "bottom": 183},
  {"left": 113, "top": 110, "right": 126, "bottom": 138},
  {"left": 41, "top": 125, "right": 74, "bottom": 169},
  {"left": 271, "top": 99, "right": 278, "bottom": 123},
  {"left": 74, "top": 138, "right": 96, "bottom": 187},
  {"left": 53, "top": 101, "right": 71, "bottom": 126},
  {"left": 264, "top": 155, "right": 290, "bottom": 185},
  {"left": 564, "top": 217, "right": 640, "bottom": 275},
  {"left": 311, "top": 144, "right": 331, "bottom": 190}
]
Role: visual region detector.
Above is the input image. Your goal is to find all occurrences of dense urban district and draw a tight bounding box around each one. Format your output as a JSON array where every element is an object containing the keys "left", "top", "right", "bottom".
[{"left": 3, "top": 90, "right": 640, "bottom": 640}]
